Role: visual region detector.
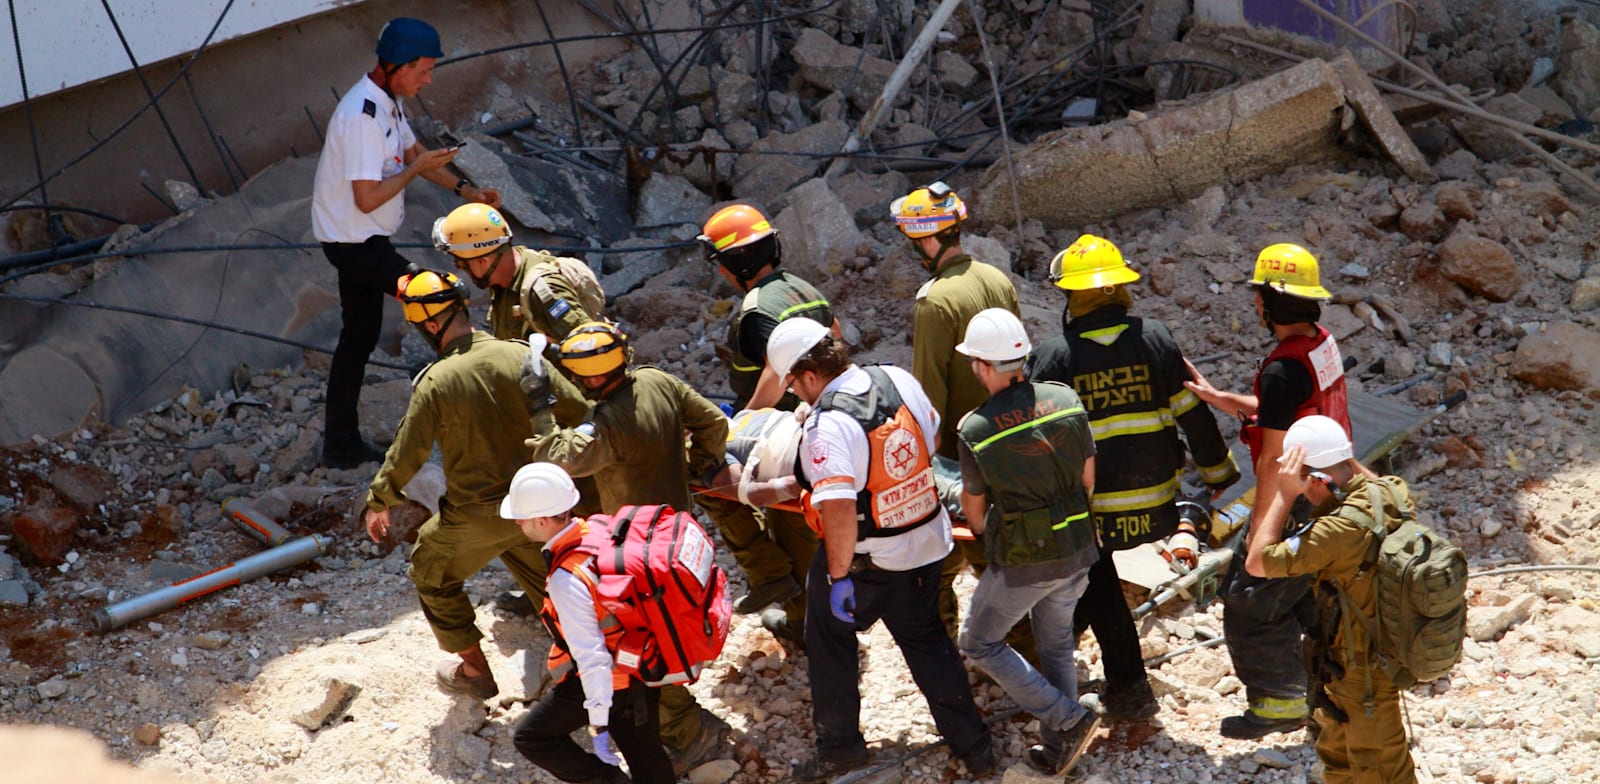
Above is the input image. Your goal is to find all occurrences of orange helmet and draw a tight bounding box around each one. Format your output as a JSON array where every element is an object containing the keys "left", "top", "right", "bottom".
[{"left": 699, "top": 203, "right": 780, "bottom": 281}]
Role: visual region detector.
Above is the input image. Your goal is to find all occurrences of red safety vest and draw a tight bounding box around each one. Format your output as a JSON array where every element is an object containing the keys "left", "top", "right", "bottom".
[
  {"left": 541, "top": 519, "right": 633, "bottom": 690},
  {"left": 1242, "top": 324, "right": 1352, "bottom": 463}
]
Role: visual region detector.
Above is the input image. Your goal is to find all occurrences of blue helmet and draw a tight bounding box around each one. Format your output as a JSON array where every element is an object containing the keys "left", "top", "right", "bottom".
[{"left": 375, "top": 18, "right": 443, "bottom": 65}]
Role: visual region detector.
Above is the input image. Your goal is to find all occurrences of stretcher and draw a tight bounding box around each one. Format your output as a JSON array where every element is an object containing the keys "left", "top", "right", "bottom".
[{"left": 1122, "top": 388, "right": 1466, "bottom": 619}]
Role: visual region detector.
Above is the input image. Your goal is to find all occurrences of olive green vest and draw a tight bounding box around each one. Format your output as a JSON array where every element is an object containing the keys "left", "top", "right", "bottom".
[
  {"left": 727, "top": 271, "right": 832, "bottom": 407},
  {"left": 957, "top": 380, "right": 1096, "bottom": 567}
]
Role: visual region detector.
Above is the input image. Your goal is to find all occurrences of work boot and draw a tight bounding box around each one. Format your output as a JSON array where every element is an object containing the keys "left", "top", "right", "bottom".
[
  {"left": 1025, "top": 713, "right": 1101, "bottom": 776},
  {"left": 959, "top": 742, "right": 997, "bottom": 778},
  {"left": 1101, "top": 678, "right": 1160, "bottom": 723},
  {"left": 492, "top": 590, "right": 537, "bottom": 617},
  {"left": 435, "top": 660, "right": 498, "bottom": 700},
  {"left": 1220, "top": 710, "right": 1310, "bottom": 740},
  {"left": 791, "top": 746, "right": 870, "bottom": 783},
  {"left": 321, "top": 439, "right": 385, "bottom": 470},
  {"left": 734, "top": 575, "right": 802, "bottom": 615},
  {"left": 760, "top": 608, "right": 805, "bottom": 648},
  {"left": 669, "top": 708, "right": 729, "bottom": 776}
]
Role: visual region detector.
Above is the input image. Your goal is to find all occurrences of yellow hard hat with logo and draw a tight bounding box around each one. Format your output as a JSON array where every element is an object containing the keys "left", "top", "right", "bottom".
[
  {"left": 1251, "top": 243, "right": 1331, "bottom": 301},
  {"left": 432, "top": 203, "right": 512, "bottom": 260},
  {"left": 890, "top": 181, "right": 968, "bottom": 239},
  {"left": 1049, "top": 234, "right": 1141, "bottom": 291},
  {"left": 396, "top": 268, "right": 468, "bottom": 323},
  {"left": 557, "top": 321, "right": 629, "bottom": 377}
]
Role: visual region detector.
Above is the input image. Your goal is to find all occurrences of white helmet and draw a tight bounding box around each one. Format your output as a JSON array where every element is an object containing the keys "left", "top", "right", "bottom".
[
  {"left": 766, "top": 318, "right": 830, "bottom": 379},
  {"left": 955, "top": 308, "right": 1031, "bottom": 362},
  {"left": 500, "top": 462, "right": 580, "bottom": 519},
  {"left": 1283, "top": 415, "right": 1354, "bottom": 469}
]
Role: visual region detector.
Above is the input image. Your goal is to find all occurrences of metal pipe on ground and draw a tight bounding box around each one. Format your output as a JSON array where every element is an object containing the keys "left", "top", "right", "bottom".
[
  {"left": 89, "top": 534, "right": 329, "bottom": 633},
  {"left": 222, "top": 498, "right": 294, "bottom": 548}
]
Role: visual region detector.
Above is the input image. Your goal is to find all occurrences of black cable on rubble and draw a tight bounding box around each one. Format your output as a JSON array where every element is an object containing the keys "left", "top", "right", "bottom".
[{"left": 0, "top": 0, "right": 237, "bottom": 212}]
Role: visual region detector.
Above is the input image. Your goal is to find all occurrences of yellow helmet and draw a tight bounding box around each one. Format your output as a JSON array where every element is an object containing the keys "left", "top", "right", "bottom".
[
  {"left": 557, "top": 321, "right": 629, "bottom": 377},
  {"left": 396, "top": 268, "right": 468, "bottom": 324},
  {"left": 432, "top": 203, "right": 512, "bottom": 260},
  {"left": 1251, "top": 243, "right": 1331, "bottom": 301},
  {"left": 1049, "top": 234, "right": 1141, "bottom": 291},
  {"left": 890, "top": 181, "right": 968, "bottom": 238}
]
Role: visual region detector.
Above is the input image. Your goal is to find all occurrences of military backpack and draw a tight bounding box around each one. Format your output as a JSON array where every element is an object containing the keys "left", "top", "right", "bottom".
[
  {"left": 1336, "top": 476, "right": 1468, "bottom": 689},
  {"left": 517, "top": 248, "right": 607, "bottom": 323}
]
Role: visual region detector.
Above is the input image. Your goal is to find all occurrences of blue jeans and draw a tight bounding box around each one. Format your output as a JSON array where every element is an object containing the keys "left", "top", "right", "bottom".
[{"left": 958, "top": 564, "right": 1092, "bottom": 744}]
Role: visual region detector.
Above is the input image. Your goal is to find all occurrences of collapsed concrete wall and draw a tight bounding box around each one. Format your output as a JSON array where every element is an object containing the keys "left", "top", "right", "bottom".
[
  {"left": 0, "top": 158, "right": 455, "bottom": 445},
  {"left": 971, "top": 58, "right": 1349, "bottom": 229}
]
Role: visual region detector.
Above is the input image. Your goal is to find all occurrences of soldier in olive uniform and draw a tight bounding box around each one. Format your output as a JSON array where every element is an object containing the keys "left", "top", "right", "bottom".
[
  {"left": 431, "top": 202, "right": 598, "bottom": 344},
  {"left": 364, "top": 268, "right": 588, "bottom": 701},
  {"left": 526, "top": 321, "right": 732, "bottom": 775},
  {"left": 1246, "top": 416, "right": 1418, "bottom": 784},
  {"left": 698, "top": 203, "right": 830, "bottom": 644},
  {"left": 889, "top": 183, "right": 1023, "bottom": 645}
]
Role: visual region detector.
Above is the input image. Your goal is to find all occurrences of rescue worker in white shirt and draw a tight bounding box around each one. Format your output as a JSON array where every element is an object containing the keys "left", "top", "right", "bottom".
[
  {"left": 310, "top": 17, "right": 499, "bottom": 469},
  {"left": 1184, "top": 243, "right": 1352, "bottom": 740},
  {"left": 765, "top": 318, "right": 993, "bottom": 783},
  {"left": 503, "top": 463, "right": 672, "bottom": 784}
]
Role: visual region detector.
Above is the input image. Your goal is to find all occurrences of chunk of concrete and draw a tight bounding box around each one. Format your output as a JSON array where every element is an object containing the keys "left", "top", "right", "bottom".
[
  {"left": 1553, "top": 19, "right": 1600, "bottom": 116},
  {"left": 1512, "top": 321, "right": 1600, "bottom": 393},
  {"left": 732, "top": 120, "right": 850, "bottom": 209},
  {"left": 1330, "top": 55, "right": 1435, "bottom": 183},
  {"left": 790, "top": 29, "right": 895, "bottom": 110},
  {"left": 972, "top": 59, "right": 1346, "bottom": 229},
  {"left": 634, "top": 173, "right": 713, "bottom": 233},
  {"left": 1467, "top": 593, "right": 1537, "bottom": 642},
  {"left": 1449, "top": 94, "right": 1543, "bottom": 162},
  {"left": 1437, "top": 228, "right": 1522, "bottom": 302},
  {"left": 771, "top": 178, "right": 867, "bottom": 284}
]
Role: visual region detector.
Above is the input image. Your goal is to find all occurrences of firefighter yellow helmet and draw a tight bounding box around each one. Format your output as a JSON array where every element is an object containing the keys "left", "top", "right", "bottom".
[
  {"left": 1049, "top": 234, "right": 1141, "bottom": 291},
  {"left": 432, "top": 203, "right": 512, "bottom": 260},
  {"left": 890, "top": 181, "right": 968, "bottom": 239},
  {"left": 396, "top": 268, "right": 468, "bottom": 324},
  {"left": 1251, "top": 243, "right": 1331, "bottom": 301},
  {"left": 557, "top": 321, "right": 629, "bottom": 377}
]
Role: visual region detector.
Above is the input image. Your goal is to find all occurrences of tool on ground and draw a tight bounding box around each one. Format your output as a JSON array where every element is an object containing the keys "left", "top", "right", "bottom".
[
  {"left": 89, "top": 534, "right": 330, "bottom": 633},
  {"left": 221, "top": 498, "right": 294, "bottom": 548}
]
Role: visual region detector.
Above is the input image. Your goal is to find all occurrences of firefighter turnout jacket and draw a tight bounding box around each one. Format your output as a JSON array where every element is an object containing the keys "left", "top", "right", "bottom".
[{"left": 1030, "top": 306, "right": 1238, "bottom": 549}]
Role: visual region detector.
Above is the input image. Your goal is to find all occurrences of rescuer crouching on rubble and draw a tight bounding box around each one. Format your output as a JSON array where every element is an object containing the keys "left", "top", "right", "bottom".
[{"left": 504, "top": 462, "right": 673, "bottom": 784}]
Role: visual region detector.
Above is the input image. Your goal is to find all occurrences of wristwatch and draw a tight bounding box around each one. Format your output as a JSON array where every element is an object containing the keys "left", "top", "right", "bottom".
[{"left": 453, "top": 178, "right": 471, "bottom": 197}]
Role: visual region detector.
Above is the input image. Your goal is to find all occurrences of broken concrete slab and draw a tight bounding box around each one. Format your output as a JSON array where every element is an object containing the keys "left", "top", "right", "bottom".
[
  {"left": 634, "top": 173, "right": 713, "bottom": 234},
  {"left": 771, "top": 178, "right": 868, "bottom": 284},
  {"left": 598, "top": 237, "right": 695, "bottom": 300},
  {"left": 1132, "top": 0, "right": 1190, "bottom": 62},
  {"left": 1553, "top": 19, "right": 1600, "bottom": 117},
  {"left": 1330, "top": 55, "right": 1435, "bottom": 184},
  {"left": 732, "top": 120, "right": 850, "bottom": 209},
  {"left": 972, "top": 59, "right": 1347, "bottom": 229},
  {"left": 1438, "top": 227, "right": 1522, "bottom": 302},
  {"left": 1450, "top": 93, "right": 1544, "bottom": 162},
  {"left": 0, "top": 156, "right": 441, "bottom": 446},
  {"left": 488, "top": 147, "right": 631, "bottom": 244},
  {"left": 790, "top": 28, "right": 896, "bottom": 111}
]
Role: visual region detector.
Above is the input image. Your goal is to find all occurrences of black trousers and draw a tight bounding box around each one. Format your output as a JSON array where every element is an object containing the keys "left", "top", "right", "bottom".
[
  {"left": 513, "top": 675, "right": 674, "bottom": 784},
  {"left": 1071, "top": 551, "right": 1147, "bottom": 688},
  {"left": 1223, "top": 568, "right": 1316, "bottom": 703},
  {"left": 803, "top": 548, "right": 989, "bottom": 761},
  {"left": 320, "top": 237, "right": 409, "bottom": 452}
]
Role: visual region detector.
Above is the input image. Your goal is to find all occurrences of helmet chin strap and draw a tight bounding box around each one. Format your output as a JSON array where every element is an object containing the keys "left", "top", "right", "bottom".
[
  {"left": 913, "top": 232, "right": 960, "bottom": 274},
  {"left": 470, "top": 249, "right": 505, "bottom": 289},
  {"left": 414, "top": 304, "right": 463, "bottom": 354}
]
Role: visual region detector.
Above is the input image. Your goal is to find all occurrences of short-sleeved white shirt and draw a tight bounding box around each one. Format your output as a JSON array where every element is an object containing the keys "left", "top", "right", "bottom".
[
  {"left": 311, "top": 76, "right": 417, "bottom": 243},
  {"left": 799, "top": 364, "right": 953, "bottom": 572}
]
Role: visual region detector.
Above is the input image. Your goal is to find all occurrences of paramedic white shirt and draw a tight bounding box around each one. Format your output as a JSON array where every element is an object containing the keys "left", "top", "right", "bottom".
[
  {"left": 311, "top": 76, "right": 416, "bottom": 243},
  {"left": 799, "top": 364, "right": 954, "bottom": 572}
]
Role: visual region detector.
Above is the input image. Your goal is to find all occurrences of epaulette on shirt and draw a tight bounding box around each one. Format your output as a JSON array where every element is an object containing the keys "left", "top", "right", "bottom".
[
  {"left": 915, "top": 279, "right": 935, "bottom": 300},
  {"left": 362, "top": 99, "right": 377, "bottom": 118}
]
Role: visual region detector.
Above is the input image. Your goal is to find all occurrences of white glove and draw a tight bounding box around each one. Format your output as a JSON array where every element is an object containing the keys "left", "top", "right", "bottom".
[
  {"left": 792, "top": 401, "right": 812, "bottom": 423},
  {"left": 593, "top": 728, "right": 621, "bottom": 766},
  {"left": 738, "top": 454, "right": 761, "bottom": 506}
]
